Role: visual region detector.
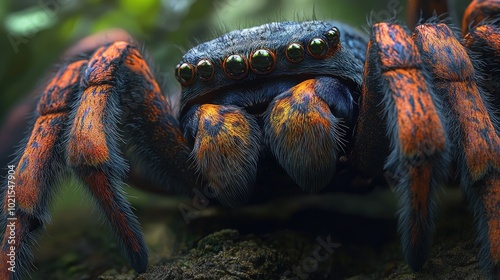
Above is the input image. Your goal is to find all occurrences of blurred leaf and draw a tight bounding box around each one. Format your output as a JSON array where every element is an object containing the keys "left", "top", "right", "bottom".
[
  {"left": 92, "top": 10, "right": 141, "bottom": 34},
  {"left": 5, "top": 7, "right": 56, "bottom": 36},
  {"left": 119, "top": 0, "right": 160, "bottom": 29},
  {"left": 57, "top": 15, "right": 80, "bottom": 40}
]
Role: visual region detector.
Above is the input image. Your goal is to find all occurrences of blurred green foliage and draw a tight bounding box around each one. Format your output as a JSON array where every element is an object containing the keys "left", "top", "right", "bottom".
[{"left": 0, "top": 0, "right": 470, "bottom": 121}]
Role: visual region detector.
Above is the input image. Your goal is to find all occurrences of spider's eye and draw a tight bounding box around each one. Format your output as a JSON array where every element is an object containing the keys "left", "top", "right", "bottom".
[
  {"left": 325, "top": 27, "right": 341, "bottom": 45},
  {"left": 286, "top": 43, "right": 305, "bottom": 63},
  {"left": 250, "top": 49, "right": 275, "bottom": 74},
  {"left": 176, "top": 63, "right": 194, "bottom": 85},
  {"left": 223, "top": 54, "right": 248, "bottom": 79},
  {"left": 196, "top": 59, "right": 214, "bottom": 81},
  {"left": 308, "top": 38, "right": 328, "bottom": 58}
]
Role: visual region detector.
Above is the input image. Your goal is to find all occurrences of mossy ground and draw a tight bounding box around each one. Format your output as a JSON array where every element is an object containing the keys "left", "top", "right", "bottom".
[{"left": 33, "top": 185, "right": 486, "bottom": 279}]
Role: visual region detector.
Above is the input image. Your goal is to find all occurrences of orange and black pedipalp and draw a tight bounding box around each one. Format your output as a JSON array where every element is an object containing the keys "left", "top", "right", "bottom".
[
  {"left": 264, "top": 77, "right": 354, "bottom": 193},
  {"left": 182, "top": 104, "right": 261, "bottom": 207}
]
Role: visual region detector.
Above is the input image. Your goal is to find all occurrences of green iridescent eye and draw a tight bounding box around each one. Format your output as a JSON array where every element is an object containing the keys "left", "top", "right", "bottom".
[
  {"left": 308, "top": 38, "right": 328, "bottom": 58},
  {"left": 286, "top": 43, "right": 304, "bottom": 63},
  {"left": 325, "top": 27, "right": 341, "bottom": 45},
  {"left": 175, "top": 63, "right": 194, "bottom": 85},
  {"left": 250, "top": 49, "right": 275, "bottom": 74},
  {"left": 196, "top": 59, "right": 214, "bottom": 81},
  {"left": 223, "top": 54, "right": 248, "bottom": 79}
]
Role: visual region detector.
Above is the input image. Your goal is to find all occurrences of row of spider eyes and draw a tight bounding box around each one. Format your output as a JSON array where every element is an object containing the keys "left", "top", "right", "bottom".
[{"left": 175, "top": 27, "right": 341, "bottom": 86}]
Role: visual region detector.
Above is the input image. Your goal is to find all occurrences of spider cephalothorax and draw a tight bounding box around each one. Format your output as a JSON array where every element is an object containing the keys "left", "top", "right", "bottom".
[
  {"left": 1, "top": 0, "right": 499, "bottom": 279},
  {"left": 174, "top": 20, "right": 366, "bottom": 206}
]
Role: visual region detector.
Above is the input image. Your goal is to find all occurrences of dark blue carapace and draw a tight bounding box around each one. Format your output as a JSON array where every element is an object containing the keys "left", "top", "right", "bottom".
[{"left": 176, "top": 21, "right": 368, "bottom": 108}]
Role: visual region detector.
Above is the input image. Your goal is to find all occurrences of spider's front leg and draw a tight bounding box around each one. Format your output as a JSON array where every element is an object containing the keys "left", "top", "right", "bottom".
[
  {"left": 351, "top": 23, "right": 450, "bottom": 270},
  {"left": 463, "top": 17, "right": 500, "bottom": 116},
  {"left": 0, "top": 41, "right": 197, "bottom": 279},
  {"left": 353, "top": 13, "right": 500, "bottom": 278},
  {"left": 0, "top": 60, "right": 87, "bottom": 279},
  {"left": 413, "top": 22, "right": 500, "bottom": 277}
]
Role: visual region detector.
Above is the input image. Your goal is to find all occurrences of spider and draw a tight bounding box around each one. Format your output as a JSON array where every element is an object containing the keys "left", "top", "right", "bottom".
[{"left": 1, "top": 0, "right": 499, "bottom": 279}]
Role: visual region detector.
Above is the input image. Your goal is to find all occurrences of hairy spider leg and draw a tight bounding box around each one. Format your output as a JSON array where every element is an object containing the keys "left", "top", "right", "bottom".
[
  {"left": 352, "top": 23, "right": 450, "bottom": 271},
  {"left": 465, "top": 24, "right": 500, "bottom": 119},
  {"left": 0, "top": 29, "right": 135, "bottom": 184},
  {"left": 116, "top": 45, "right": 197, "bottom": 196},
  {"left": 182, "top": 104, "right": 261, "bottom": 207},
  {"left": 264, "top": 77, "right": 353, "bottom": 192},
  {"left": 414, "top": 22, "right": 500, "bottom": 278},
  {"left": 66, "top": 41, "right": 198, "bottom": 273},
  {"left": 66, "top": 43, "right": 146, "bottom": 273},
  {"left": 0, "top": 61, "right": 87, "bottom": 280},
  {"left": 463, "top": 0, "right": 500, "bottom": 35}
]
